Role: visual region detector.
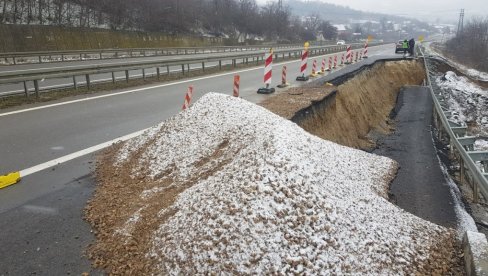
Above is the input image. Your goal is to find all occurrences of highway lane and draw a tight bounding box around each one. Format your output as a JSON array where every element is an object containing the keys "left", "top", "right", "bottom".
[
  {"left": 0, "top": 44, "right": 395, "bottom": 174},
  {"left": 0, "top": 43, "right": 397, "bottom": 275}
]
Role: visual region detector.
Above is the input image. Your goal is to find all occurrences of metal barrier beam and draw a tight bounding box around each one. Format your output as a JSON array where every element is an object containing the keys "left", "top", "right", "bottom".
[{"left": 420, "top": 45, "right": 488, "bottom": 201}]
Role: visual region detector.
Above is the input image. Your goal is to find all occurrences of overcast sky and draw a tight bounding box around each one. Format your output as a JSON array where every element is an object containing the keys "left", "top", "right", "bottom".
[{"left": 257, "top": 0, "right": 487, "bottom": 23}]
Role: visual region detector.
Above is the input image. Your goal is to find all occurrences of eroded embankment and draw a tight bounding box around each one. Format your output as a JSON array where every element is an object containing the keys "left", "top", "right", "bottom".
[{"left": 262, "top": 60, "right": 426, "bottom": 150}]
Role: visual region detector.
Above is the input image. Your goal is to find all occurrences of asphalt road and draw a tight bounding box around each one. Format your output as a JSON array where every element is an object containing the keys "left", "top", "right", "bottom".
[
  {"left": 374, "top": 86, "right": 458, "bottom": 228},
  {"left": 0, "top": 43, "right": 397, "bottom": 275}
]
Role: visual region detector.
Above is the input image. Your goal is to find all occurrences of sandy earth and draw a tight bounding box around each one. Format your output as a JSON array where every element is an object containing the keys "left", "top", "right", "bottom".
[{"left": 85, "top": 92, "right": 464, "bottom": 275}]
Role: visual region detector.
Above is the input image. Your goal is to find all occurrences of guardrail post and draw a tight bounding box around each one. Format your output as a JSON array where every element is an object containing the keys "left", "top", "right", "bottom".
[
  {"left": 219, "top": 60, "right": 222, "bottom": 70},
  {"left": 233, "top": 59, "right": 236, "bottom": 68},
  {"left": 157, "top": 67, "right": 161, "bottom": 80},
  {"left": 187, "top": 64, "right": 190, "bottom": 74},
  {"left": 181, "top": 64, "right": 185, "bottom": 75},
  {"left": 142, "top": 68, "right": 146, "bottom": 80},
  {"left": 13, "top": 57, "right": 16, "bottom": 65},
  {"left": 125, "top": 70, "right": 129, "bottom": 83},
  {"left": 166, "top": 65, "right": 170, "bottom": 75},
  {"left": 85, "top": 74, "right": 91, "bottom": 90},
  {"left": 38, "top": 56, "right": 42, "bottom": 63},
  {"left": 111, "top": 72, "right": 115, "bottom": 84},
  {"left": 474, "top": 179, "right": 480, "bottom": 203},
  {"left": 130, "top": 51, "right": 133, "bottom": 57},
  {"left": 23, "top": 81, "right": 29, "bottom": 98},
  {"left": 73, "top": 76, "right": 78, "bottom": 90},
  {"left": 246, "top": 58, "right": 248, "bottom": 65},
  {"left": 202, "top": 62, "right": 205, "bottom": 72},
  {"left": 185, "top": 49, "right": 188, "bottom": 55},
  {"left": 79, "top": 53, "right": 83, "bottom": 60},
  {"left": 61, "top": 54, "right": 65, "bottom": 62},
  {"left": 99, "top": 52, "right": 102, "bottom": 60},
  {"left": 34, "top": 80, "right": 39, "bottom": 99}
]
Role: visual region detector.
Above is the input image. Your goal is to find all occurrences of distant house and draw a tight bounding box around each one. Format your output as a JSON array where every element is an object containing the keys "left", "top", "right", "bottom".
[{"left": 333, "top": 24, "right": 348, "bottom": 36}]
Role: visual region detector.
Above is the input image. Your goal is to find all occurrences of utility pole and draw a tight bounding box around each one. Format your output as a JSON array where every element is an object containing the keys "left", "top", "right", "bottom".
[
  {"left": 457, "top": 9, "right": 465, "bottom": 36},
  {"left": 278, "top": 0, "right": 283, "bottom": 10}
]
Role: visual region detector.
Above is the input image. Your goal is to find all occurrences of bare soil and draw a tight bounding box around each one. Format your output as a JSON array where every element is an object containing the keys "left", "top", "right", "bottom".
[{"left": 262, "top": 60, "right": 426, "bottom": 150}]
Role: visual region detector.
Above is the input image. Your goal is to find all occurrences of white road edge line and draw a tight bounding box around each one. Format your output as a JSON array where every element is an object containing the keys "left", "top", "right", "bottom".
[
  {"left": 19, "top": 128, "right": 149, "bottom": 177},
  {"left": 0, "top": 46, "right": 384, "bottom": 117}
]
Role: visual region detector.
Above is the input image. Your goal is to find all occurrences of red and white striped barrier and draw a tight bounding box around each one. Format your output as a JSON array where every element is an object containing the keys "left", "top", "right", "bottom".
[
  {"left": 334, "top": 55, "right": 338, "bottom": 68},
  {"left": 328, "top": 56, "right": 332, "bottom": 71},
  {"left": 355, "top": 51, "right": 359, "bottom": 62},
  {"left": 346, "top": 45, "right": 352, "bottom": 64},
  {"left": 311, "top": 59, "right": 317, "bottom": 76},
  {"left": 257, "top": 48, "right": 276, "bottom": 93},
  {"left": 233, "top": 75, "right": 240, "bottom": 97},
  {"left": 297, "top": 42, "right": 310, "bottom": 81},
  {"left": 264, "top": 49, "right": 273, "bottom": 86},
  {"left": 341, "top": 53, "right": 345, "bottom": 66},
  {"left": 300, "top": 49, "right": 308, "bottom": 76},
  {"left": 278, "top": 66, "right": 289, "bottom": 87},
  {"left": 321, "top": 58, "right": 326, "bottom": 73},
  {"left": 363, "top": 42, "right": 369, "bottom": 58},
  {"left": 182, "top": 86, "right": 193, "bottom": 110}
]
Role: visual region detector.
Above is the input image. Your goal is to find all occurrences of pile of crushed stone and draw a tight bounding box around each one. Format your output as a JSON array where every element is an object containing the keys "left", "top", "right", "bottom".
[{"left": 85, "top": 93, "right": 464, "bottom": 275}]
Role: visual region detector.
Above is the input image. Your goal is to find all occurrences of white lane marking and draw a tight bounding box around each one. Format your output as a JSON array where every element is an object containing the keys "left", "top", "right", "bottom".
[
  {"left": 23, "top": 205, "right": 59, "bottom": 215},
  {"left": 19, "top": 128, "right": 148, "bottom": 177}
]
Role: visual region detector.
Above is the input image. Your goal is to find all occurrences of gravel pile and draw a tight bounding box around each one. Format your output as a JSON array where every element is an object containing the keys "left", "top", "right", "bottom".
[{"left": 86, "top": 93, "right": 464, "bottom": 275}]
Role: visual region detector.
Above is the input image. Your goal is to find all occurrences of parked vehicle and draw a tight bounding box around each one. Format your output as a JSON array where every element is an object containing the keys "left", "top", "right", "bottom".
[
  {"left": 336, "top": 40, "right": 346, "bottom": 45},
  {"left": 395, "top": 40, "right": 404, "bottom": 53}
]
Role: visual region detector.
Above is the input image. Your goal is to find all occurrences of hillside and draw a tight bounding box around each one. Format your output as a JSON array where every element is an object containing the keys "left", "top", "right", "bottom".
[{"left": 285, "top": 0, "right": 410, "bottom": 23}]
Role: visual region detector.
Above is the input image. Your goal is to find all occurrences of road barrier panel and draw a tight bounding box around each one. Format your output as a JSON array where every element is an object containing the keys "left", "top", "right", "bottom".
[
  {"left": 257, "top": 49, "right": 275, "bottom": 94},
  {"left": 346, "top": 45, "right": 353, "bottom": 64},
  {"left": 296, "top": 42, "right": 310, "bottom": 82},
  {"left": 233, "top": 75, "right": 240, "bottom": 97},
  {"left": 310, "top": 59, "right": 318, "bottom": 77},
  {"left": 277, "top": 66, "right": 289, "bottom": 88},
  {"left": 363, "top": 42, "right": 369, "bottom": 58},
  {"left": 182, "top": 86, "right": 194, "bottom": 110}
]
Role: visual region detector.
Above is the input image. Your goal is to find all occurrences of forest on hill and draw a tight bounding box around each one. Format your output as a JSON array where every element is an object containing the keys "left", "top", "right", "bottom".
[{"left": 0, "top": 0, "right": 339, "bottom": 42}]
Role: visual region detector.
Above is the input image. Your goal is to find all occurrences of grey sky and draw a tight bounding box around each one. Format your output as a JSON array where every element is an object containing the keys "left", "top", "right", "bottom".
[{"left": 257, "top": 0, "right": 487, "bottom": 23}]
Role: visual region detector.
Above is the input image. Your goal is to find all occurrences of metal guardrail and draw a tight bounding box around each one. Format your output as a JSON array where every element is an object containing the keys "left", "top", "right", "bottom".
[
  {"left": 0, "top": 43, "right": 373, "bottom": 99},
  {"left": 420, "top": 46, "right": 488, "bottom": 203},
  {"left": 0, "top": 43, "right": 326, "bottom": 65}
]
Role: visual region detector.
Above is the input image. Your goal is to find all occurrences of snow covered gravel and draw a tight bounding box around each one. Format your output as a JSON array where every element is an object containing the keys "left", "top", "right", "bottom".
[
  {"left": 435, "top": 71, "right": 488, "bottom": 138},
  {"left": 87, "top": 93, "right": 463, "bottom": 275}
]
